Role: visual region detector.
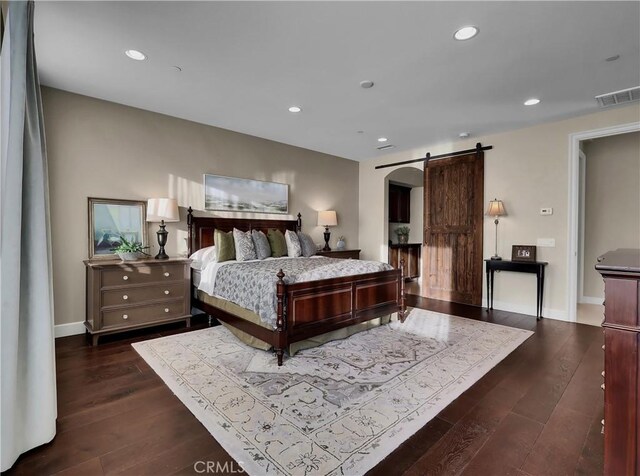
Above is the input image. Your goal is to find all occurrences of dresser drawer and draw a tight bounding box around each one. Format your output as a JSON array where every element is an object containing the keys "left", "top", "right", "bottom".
[
  {"left": 101, "top": 263, "right": 185, "bottom": 287},
  {"left": 102, "top": 301, "right": 186, "bottom": 329},
  {"left": 101, "top": 283, "right": 185, "bottom": 307}
]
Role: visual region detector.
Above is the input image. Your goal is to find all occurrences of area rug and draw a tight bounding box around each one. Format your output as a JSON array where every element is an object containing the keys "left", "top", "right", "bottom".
[{"left": 133, "top": 309, "right": 532, "bottom": 476}]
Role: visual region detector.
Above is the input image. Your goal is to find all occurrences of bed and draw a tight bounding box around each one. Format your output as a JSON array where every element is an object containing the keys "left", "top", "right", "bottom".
[{"left": 187, "top": 207, "right": 407, "bottom": 365}]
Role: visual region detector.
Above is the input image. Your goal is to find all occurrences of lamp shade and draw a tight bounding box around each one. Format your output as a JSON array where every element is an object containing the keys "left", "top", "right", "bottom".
[
  {"left": 317, "top": 210, "right": 338, "bottom": 227},
  {"left": 146, "top": 198, "right": 180, "bottom": 222},
  {"left": 486, "top": 199, "right": 507, "bottom": 217}
]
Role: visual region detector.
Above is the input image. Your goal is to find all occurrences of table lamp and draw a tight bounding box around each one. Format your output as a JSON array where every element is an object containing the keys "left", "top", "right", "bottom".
[
  {"left": 486, "top": 199, "right": 507, "bottom": 260},
  {"left": 317, "top": 210, "right": 337, "bottom": 251},
  {"left": 147, "top": 198, "right": 180, "bottom": 259}
]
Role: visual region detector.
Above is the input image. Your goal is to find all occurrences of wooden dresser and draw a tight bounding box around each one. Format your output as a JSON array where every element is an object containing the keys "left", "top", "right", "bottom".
[
  {"left": 316, "top": 249, "right": 360, "bottom": 260},
  {"left": 596, "top": 248, "right": 640, "bottom": 475},
  {"left": 389, "top": 243, "right": 421, "bottom": 279},
  {"left": 85, "top": 258, "right": 191, "bottom": 345}
]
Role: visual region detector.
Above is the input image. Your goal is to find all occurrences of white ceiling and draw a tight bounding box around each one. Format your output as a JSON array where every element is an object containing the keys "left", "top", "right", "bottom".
[{"left": 34, "top": 1, "right": 640, "bottom": 161}]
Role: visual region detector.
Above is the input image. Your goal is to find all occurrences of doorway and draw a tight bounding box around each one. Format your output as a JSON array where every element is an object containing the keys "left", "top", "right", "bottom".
[{"left": 567, "top": 122, "right": 640, "bottom": 323}]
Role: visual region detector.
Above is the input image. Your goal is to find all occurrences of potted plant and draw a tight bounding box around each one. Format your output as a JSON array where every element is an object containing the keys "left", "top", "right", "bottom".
[
  {"left": 336, "top": 235, "right": 346, "bottom": 250},
  {"left": 112, "top": 235, "right": 149, "bottom": 261},
  {"left": 395, "top": 226, "right": 410, "bottom": 244}
]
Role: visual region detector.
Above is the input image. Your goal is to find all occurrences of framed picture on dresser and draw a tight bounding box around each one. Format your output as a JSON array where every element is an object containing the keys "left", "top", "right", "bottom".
[{"left": 88, "top": 197, "right": 148, "bottom": 259}]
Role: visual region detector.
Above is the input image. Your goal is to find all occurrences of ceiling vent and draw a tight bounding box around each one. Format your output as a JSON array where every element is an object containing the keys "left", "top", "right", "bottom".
[
  {"left": 377, "top": 144, "right": 395, "bottom": 151},
  {"left": 595, "top": 86, "right": 640, "bottom": 108}
]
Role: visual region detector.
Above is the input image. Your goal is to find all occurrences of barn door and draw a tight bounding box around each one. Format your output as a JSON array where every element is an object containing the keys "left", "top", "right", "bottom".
[{"left": 423, "top": 149, "right": 484, "bottom": 305}]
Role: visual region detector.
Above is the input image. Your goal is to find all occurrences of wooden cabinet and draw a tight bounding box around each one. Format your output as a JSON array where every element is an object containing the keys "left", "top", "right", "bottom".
[
  {"left": 316, "top": 249, "right": 360, "bottom": 260},
  {"left": 389, "top": 243, "right": 421, "bottom": 279},
  {"left": 389, "top": 184, "right": 411, "bottom": 223},
  {"left": 596, "top": 249, "right": 640, "bottom": 476},
  {"left": 85, "top": 258, "right": 191, "bottom": 345}
]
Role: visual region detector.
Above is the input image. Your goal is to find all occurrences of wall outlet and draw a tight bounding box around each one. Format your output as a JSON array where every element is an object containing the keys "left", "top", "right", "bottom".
[
  {"left": 540, "top": 207, "right": 553, "bottom": 215},
  {"left": 537, "top": 238, "right": 555, "bottom": 247}
]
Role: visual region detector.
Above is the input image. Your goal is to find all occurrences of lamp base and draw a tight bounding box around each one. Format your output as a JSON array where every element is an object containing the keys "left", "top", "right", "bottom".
[
  {"left": 323, "top": 228, "right": 331, "bottom": 252},
  {"left": 490, "top": 255, "right": 502, "bottom": 260},
  {"left": 155, "top": 221, "right": 169, "bottom": 260}
]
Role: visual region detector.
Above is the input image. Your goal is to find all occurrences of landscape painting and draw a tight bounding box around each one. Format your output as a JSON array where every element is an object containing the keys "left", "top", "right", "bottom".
[{"left": 204, "top": 174, "right": 288, "bottom": 214}]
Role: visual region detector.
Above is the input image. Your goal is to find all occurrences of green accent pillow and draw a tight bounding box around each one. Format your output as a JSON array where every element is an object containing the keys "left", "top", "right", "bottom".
[
  {"left": 267, "top": 229, "right": 287, "bottom": 257},
  {"left": 215, "top": 229, "right": 236, "bottom": 262}
]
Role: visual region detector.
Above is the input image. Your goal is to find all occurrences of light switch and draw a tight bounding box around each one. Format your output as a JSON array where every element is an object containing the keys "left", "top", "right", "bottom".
[
  {"left": 540, "top": 208, "right": 553, "bottom": 215},
  {"left": 537, "top": 238, "right": 555, "bottom": 247}
]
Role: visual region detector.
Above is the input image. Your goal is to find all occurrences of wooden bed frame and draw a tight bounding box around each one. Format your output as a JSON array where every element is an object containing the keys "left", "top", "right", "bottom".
[{"left": 186, "top": 207, "right": 407, "bottom": 365}]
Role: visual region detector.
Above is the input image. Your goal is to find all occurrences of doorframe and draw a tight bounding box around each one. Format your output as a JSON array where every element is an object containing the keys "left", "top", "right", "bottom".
[{"left": 566, "top": 121, "right": 640, "bottom": 322}]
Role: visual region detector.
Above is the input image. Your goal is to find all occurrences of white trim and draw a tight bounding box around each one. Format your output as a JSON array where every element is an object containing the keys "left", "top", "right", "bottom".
[
  {"left": 579, "top": 296, "right": 604, "bottom": 306},
  {"left": 567, "top": 121, "right": 640, "bottom": 323},
  {"left": 577, "top": 150, "right": 586, "bottom": 302},
  {"left": 481, "top": 299, "right": 567, "bottom": 322},
  {"left": 54, "top": 321, "right": 85, "bottom": 338}
]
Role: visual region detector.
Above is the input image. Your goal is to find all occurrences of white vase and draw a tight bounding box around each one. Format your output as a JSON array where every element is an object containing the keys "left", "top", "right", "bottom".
[{"left": 336, "top": 239, "right": 346, "bottom": 250}]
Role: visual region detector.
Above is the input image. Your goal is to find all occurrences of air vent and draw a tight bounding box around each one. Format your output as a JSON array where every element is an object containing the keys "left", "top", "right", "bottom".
[
  {"left": 595, "top": 86, "right": 640, "bottom": 108},
  {"left": 377, "top": 144, "right": 395, "bottom": 151}
]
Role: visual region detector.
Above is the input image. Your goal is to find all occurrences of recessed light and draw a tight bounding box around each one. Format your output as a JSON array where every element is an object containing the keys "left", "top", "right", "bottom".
[
  {"left": 125, "top": 49, "right": 146, "bottom": 61},
  {"left": 454, "top": 26, "right": 478, "bottom": 41},
  {"left": 524, "top": 98, "right": 541, "bottom": 106},
  {"left": 360, "top": 80, "right": 374, "bottom": 89},
  {"left": 459, "top": 132, "right": 470, "bottom": 138},
  {"left": 377, "top": 137, "right": 388, "bottom": 142},
  {"left": 288, "top": 106, "right": 302, "bottom": 113}
]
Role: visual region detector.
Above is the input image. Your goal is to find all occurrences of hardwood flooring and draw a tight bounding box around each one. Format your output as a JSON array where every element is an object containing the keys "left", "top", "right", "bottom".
[{"left": 5, "top": 296, "right": 604, "bottom": 475}]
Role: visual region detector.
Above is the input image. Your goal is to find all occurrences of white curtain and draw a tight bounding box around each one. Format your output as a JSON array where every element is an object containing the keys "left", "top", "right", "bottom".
[{"left": 1, "top": 1, "right": 57, "bottom": 471}]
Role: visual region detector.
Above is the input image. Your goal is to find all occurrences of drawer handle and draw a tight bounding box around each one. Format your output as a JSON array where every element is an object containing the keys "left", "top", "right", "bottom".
[
  {"left": 601, "top": 371, "right": 605, "bottom": 378},
  {"left": 123, "top": 275, "right": 129, "bottom": 281},
  {"left": 602, "top": 345, "right": 605, "bottom": 350},
  {"left": 164, "top": 290, "right": 170, "bottom": 295},
  {"left": 164, "top": 308, "right": 170, "bottom": 313},
  {"left": 123, "top": 314, "right": 129, "bottom": 320},
  {"left": 164, "top": 272, "right": 170, "bottom": 277},
  {"left": 601, "top": 383, "right": 605, "bottom": 390},
  {"left": 123, "top": 295, "right": 128, "bottom": 300}
]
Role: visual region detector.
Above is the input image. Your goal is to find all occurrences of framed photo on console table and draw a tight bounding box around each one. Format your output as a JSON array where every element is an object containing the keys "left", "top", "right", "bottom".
[
  {"left": 512, "top": 245, "right": 537, "bottom": 262},
  {"left": 204, "top": 174, "right": 288, "bottom": 214},
  {"left": 88, "top": 197, "right": 148, "bottom": 259}
]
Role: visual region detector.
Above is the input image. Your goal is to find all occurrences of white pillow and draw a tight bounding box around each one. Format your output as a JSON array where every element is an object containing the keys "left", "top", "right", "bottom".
[
  {"left": 285, "top": 229, "right": 302, "bottom": 258},
  {"left": 189, "top": 246, "right": 217, "bottom": 270}
]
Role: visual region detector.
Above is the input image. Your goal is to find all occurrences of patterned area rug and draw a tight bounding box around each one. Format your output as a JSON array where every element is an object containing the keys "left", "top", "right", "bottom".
[{"left": 133, "top": 309, "right": 532, "bottom": 476}]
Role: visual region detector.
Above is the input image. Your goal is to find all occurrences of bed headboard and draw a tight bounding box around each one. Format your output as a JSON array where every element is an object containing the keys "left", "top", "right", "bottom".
[{"left": 187, "top": 207, "right": 302, "bottom": 255}]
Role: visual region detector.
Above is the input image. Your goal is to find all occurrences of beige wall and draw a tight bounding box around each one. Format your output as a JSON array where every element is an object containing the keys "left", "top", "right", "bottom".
[
  {"left": 582, "top": 131, "right": 640, "bottom": 299},
  {"left": 42, "top": 87, "right": 359, "bottom": 326},
  {"left": 360, "top": 104, "right": 640, "bottom": 320}
]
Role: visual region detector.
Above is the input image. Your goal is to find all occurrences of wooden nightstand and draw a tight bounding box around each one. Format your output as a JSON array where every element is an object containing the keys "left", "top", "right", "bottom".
[
  {"left": 84, "top": 258, "right": 191, "bottom": 345},
  {"left": 316, "top": 249, "right": 361, "bottom": 260}
]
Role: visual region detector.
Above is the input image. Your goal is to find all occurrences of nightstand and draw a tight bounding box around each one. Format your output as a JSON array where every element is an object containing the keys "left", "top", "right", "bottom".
[
  {"left": 316, "top": 249, "right": 361, "bottom": 260},
  {"left": 84, "top": 258, "right": 191, "bottom": 345}
]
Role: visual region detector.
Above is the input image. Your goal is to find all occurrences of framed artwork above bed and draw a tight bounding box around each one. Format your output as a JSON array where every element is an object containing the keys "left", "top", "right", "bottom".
[
  {"left": 88, "top": 197, "right": 148, "bottom": 259},
  {"left": 204, "top": 174, "right": 288, "bottom": 214}
]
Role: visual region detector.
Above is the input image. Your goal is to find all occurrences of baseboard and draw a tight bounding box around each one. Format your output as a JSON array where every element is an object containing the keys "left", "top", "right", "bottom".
[
  {"left": 579, "top": 296, "right": 604, "bottom": 305},
  {"left": 54, "top": 321, "right": 85, "bottom": 338},
  {"left": 481, "top": 299, "right": 569, "bottom": 322}
]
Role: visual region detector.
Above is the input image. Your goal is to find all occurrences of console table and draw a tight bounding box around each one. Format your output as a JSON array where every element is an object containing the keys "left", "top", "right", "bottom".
[{"left": 485, "top": 259, "right": 548, "bottom": 319}]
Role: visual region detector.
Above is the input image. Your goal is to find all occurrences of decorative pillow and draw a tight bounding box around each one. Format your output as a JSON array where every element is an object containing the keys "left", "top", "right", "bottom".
[
  {"left": 252, "top": 230, "right": 271, "bottom": 260},
  {"left": 233, "top": 228, "right": 257, "bottom": 261},
  {"left": 267, "top": 229, "right": 287, "bottom": 258},
  {"left": 189, "top": 245, "right": 217, "bottom": 270},
  {"left": 284, "top": 230, "right": 301, "bottom": 257},
  {"left": 214, "top": 229, "right": 236, "bottom": 262},
  {"left": 297, "top": 232, "right": 316, "bottom": 257}
]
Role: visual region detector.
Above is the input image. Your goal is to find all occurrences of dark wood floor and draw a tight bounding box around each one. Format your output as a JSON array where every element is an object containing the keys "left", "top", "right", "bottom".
[{"left": 5, "top": 295, "right": 604, "bottom": 476}]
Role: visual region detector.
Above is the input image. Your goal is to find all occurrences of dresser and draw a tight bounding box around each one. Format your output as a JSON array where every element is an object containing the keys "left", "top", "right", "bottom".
[
  {"left": 596, "top": 249, "right": 640, "bottom": 476},
  {"left": 316, "top": 249, "right": 360, "bottom": 260},
  {"left": 85, "top": 258, "right": 191, "bottom": 345},
  {"left": 388, "top": 243, "right": 421, "bottom": 279}
]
